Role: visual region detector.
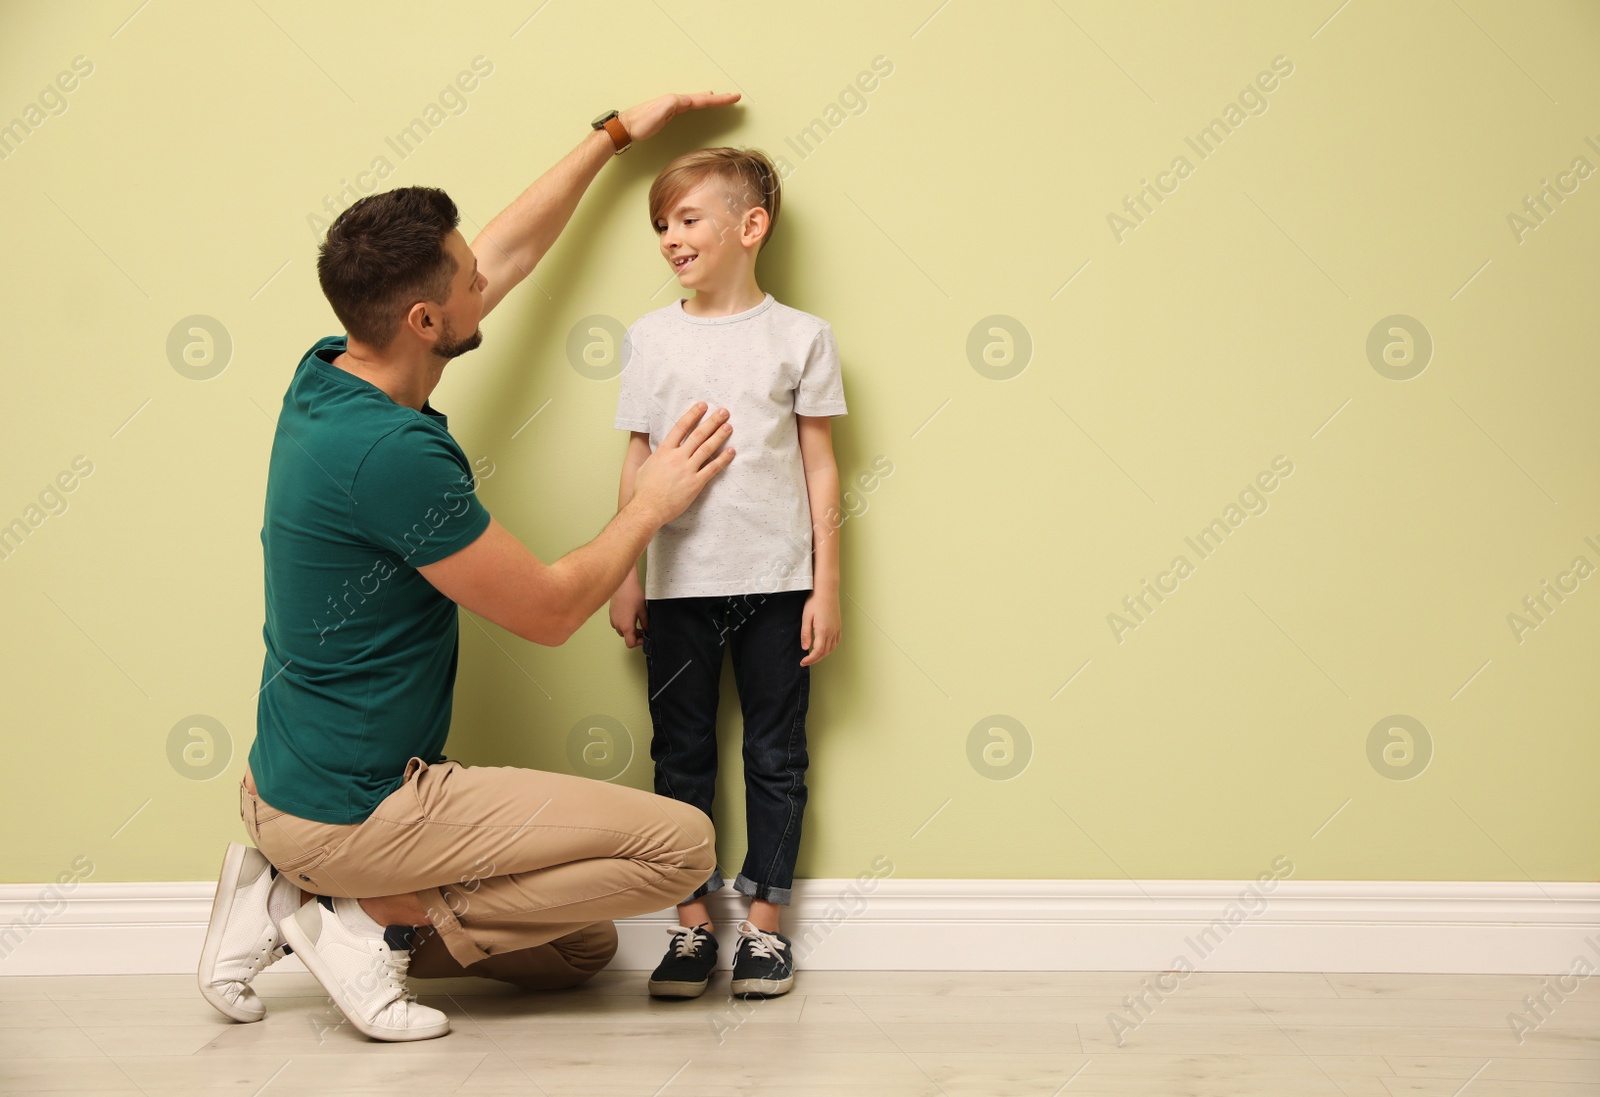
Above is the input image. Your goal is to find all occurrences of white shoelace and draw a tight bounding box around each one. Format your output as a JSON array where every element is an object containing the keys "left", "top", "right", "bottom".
[
  {"left": 374, "top": 944, "right": 418, "bottom": 1009},
  {"left": 736, "top": 920, "right": 785, "bottom": 960},
  {"left": 664, "top": 924, "right": 709, "bottom": 958}
]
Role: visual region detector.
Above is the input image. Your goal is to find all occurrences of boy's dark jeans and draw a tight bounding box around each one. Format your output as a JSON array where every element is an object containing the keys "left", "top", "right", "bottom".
[{"left": 641, "top": 588, "right": 811, "bottom": 906}]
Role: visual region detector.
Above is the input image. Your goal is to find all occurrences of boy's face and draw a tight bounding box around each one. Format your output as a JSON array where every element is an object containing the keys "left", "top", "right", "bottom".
[{"left": 655, "top": 180, "right": 764, "bottom": 291}]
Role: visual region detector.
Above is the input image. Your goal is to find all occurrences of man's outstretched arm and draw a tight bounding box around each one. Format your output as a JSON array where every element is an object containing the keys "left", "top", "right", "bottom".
[
  {"left": 472, "top": 91, "right": 741, "bottom": 318},
  {"left": 418, "top": 403, "right": 736, "bottom": 645}
]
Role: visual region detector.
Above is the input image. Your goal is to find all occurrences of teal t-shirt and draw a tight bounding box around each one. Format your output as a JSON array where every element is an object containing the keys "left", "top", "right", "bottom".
[{"left": 248, "top": 335, "right": 492, "bottom": 825}]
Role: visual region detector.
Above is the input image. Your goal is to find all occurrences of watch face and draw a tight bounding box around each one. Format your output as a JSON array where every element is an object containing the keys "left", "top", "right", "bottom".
[{"left": 592, "top": 109, "right": 618, "bottom": 127}]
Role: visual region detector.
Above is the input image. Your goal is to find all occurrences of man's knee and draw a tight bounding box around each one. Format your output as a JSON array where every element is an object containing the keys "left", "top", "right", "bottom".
[{"left": 658, "top": 797, "right": 716, "bottom": 877}]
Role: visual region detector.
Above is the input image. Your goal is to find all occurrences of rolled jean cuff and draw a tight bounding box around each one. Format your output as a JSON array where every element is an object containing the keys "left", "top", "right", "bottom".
[
  {"left": 682, "top": 866, "right": 726, "bottom": 905},
  {"left": 733, "top": 872, "right": 791, "bottom": 906}
]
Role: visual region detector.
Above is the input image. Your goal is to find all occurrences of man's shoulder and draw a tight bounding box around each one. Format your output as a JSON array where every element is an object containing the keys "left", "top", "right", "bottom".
[
  {"left": 289, "top": 335, "right": 426, "bottom": 431},
  {"left": 276, "top": 336, "right": 451, "bottom": 480},
  {"left": 291, "top": 333, "right": 353, "bottom": 381}
]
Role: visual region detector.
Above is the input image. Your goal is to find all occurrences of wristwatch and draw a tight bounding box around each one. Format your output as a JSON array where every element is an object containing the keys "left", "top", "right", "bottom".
[{"left": 591, "top": 109, "right": 632, "bottom": 154}]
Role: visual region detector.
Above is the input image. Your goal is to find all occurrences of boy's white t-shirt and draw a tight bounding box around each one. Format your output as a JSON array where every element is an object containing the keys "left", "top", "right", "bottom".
[{"left": 614, "top": 293, "right": 848, "bottom": 599}]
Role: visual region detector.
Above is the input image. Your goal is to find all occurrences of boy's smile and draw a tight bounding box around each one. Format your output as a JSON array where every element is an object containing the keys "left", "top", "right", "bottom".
[
  {"left": 657, "top": 180, "right": 756, "bottom": 289},
  {"left": 653, "top": 167, "right": 771, "bottom": 317}
]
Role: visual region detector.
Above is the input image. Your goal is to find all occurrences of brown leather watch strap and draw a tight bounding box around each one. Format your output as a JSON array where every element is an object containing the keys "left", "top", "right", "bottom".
[{"left": 601, "top": 114, "right": 631, "bottom": 153}]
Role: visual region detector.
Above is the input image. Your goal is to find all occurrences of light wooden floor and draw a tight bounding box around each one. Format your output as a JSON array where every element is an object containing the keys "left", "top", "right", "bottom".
[{"left": 1, "top": 969, "right": 1597, "bottom": 1095}]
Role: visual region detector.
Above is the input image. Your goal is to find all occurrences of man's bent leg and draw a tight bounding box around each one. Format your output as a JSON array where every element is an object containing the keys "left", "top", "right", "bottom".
[{"left": 262, "top": 757, "right": 715, "bottom": 971}]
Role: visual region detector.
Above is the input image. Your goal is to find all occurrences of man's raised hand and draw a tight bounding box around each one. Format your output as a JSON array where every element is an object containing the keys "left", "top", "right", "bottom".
[{"left": 618, "top": 92, "right": 741, "bottom": 144}]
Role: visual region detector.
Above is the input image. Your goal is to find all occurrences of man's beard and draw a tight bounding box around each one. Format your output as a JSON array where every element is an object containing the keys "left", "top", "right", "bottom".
[{"left": 435, "top": 316, "right": 483, "bottom": 360}]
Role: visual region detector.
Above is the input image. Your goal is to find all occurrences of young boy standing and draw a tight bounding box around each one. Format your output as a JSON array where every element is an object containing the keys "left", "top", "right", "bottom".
[{"left": 608, "top": 147, "right": 846, "bottom": 999}]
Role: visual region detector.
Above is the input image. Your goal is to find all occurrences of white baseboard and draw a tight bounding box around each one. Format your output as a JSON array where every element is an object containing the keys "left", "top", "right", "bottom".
[{"left": 2, "top": 878, "right": 1597, "bottom": 977}]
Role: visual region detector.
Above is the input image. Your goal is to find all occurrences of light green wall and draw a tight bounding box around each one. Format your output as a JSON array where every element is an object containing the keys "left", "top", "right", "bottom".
[{"left": 2, "top": 1, "right": 1595, "bottom": 886}]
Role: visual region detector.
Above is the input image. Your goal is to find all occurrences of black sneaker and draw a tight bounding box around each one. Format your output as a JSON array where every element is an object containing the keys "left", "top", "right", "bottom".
[
  {"left": 648, "top": 923, "right": 719, "bottom": 999},
  {"left": 730, "top": 919, "right": 795, "bottom": 998}
]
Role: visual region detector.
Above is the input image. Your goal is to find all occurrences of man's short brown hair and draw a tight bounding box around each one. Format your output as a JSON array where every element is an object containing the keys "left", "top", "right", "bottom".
[
  {"left": 316, "top": 186, "right": 461, "bottom": 349},
  {"left": 648, "top": 147, "right": 781, "bottom": 251}
]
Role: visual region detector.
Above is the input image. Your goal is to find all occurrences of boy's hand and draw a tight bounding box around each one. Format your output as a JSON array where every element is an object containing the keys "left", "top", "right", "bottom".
[
  {"left": 619, "top": 91, "right": 741, "bottom": 144},
  {"left": 800, "top": 590, "right": 841, "bottom": 666},
  {"left": 610, "top": 572, "right": 649, "bottom": 648}
]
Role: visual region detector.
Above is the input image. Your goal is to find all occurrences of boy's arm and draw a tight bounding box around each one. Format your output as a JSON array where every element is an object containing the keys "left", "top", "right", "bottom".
[
  {"left": 797, "top": 414, "right": 842, "bottom": 666},
  {"left": 606, "top": 431, "right": 653, "bottom": 647},
  {"left": 617, "top": 432, "right": 653, "bottom": 579}
]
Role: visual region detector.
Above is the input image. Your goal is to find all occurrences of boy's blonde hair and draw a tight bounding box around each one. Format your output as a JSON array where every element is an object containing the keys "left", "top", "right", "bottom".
[{"left": 648, "top": 147, "right": 781, "bottom": 252}]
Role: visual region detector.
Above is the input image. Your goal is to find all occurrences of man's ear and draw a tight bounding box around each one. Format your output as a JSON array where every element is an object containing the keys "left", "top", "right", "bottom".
[{"left": 404, "top": 300, "right": 435, "bottom": 339}]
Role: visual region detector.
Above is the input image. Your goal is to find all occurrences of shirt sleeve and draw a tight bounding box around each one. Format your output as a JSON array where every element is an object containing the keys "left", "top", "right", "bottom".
[
  {"left": 348, "top": 420, "right": 492, "bottom": 567},
  {"left": 613, "top": 325, "right": 650, "bottom": 432},
  {"left": 795, "top": 324, "right": 848, "bottom": 417}
]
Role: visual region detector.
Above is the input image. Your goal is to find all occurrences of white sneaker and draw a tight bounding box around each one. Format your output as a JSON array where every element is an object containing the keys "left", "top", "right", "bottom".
[
  {"left": 196, "top": 842, "right": 291, "bottom": 1022},
  {"left": 277, "top": 895, "right": 450, "bottom": 1042}
]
